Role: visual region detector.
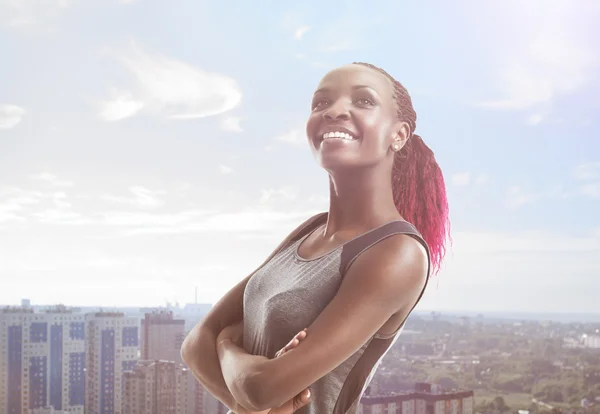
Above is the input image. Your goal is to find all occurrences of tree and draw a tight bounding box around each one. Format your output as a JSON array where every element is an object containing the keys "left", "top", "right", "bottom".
[{"left": 492, "top": 396, "right": 509, "bottom": 412}]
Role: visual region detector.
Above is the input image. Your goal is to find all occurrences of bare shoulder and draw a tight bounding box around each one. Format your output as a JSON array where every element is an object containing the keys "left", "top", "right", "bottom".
[{"left": 347, "top": 232, "right": 429, "bottom": 295}]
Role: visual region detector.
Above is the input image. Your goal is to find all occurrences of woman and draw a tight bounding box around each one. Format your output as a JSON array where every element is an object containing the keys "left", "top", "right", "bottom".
[{"left": 181, "top": 62, "right": 450, "bottom": 414}]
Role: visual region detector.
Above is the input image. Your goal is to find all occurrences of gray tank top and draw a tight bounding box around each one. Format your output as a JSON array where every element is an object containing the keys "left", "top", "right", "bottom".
[{"left": 229, "top": 213, "right": 431, "bottom": 414}]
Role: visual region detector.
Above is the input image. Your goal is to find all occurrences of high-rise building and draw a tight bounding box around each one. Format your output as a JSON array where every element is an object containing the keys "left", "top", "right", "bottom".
[
  {"left": 359, "top": 383, "right": 474, "bottom": 414},
  {"left": 122, "top": 360, "right": 194, "bottom": 414},
  {"left": 0, "top": 305, "right": 85, "bottom": 414},
  {"left": 141, "top": 310, "right": 185, "bottom": 364},
  {"left": 85, "top": 312, "right": 139, "bottom": 414}
]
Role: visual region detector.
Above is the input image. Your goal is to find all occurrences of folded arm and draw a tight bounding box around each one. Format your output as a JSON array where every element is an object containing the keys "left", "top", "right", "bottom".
[
  {"left": 181, "top": 214, "right": 324, "bottom": 413},
  {"left": 181, "top": 276, "right": 253, "bottom": 413},
  {"left": 217, "top": 234, "right": 429, "bottom": 411}
]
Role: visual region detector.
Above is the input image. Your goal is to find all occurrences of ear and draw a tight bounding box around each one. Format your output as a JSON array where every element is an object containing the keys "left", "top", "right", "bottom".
[{"left": 390, "top": 121, "right": 410, "bottom": 151}]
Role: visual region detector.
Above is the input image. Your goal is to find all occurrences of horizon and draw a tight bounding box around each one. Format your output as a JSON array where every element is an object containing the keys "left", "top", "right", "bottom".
[
  {"left": 5, "top": 299, "right": 600, "bottom": 321},
  {"left": 1, "top": 0, "right": 599, "bottom": 314}
]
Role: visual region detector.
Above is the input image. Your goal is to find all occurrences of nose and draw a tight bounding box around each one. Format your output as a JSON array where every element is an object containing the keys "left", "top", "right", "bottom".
[{"left": 323, "top": 99, "right": 350, "bottom": 121}]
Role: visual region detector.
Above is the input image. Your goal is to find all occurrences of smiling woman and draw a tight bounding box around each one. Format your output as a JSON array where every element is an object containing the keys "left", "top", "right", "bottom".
[{"left": 181, "top": 62, "right": 450, "bottom": 414}]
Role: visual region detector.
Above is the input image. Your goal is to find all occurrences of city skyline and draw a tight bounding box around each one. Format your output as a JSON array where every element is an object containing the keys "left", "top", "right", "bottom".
[{"left": 1, "top": 0, "right": 599, "bottom": 313}]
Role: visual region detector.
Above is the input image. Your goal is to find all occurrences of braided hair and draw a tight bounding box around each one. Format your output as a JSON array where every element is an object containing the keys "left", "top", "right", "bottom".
[{"left": 353, "top": 62, "right": 451, "bottom": 275}]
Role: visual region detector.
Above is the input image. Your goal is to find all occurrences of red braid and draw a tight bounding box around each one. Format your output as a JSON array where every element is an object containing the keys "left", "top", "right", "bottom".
[{"left": 353, "top": 62, "right": 451, "bottom": 275}]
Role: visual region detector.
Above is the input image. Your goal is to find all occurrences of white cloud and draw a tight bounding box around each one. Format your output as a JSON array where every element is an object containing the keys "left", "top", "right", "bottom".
[
  {"left": 0, "top": 104, "right": 25, "bottom": 129},
  {"left": 294, "top": 26, "right": 311, "bottom": 40},
  {"left": 526, "top": 114, "right": 544, "bottom": 126},
  {"left": 571, "top": 163, "right": 600, "bottom": 199},
  {"left": 281, "top": 13, "right": 310, "bottom": 40},
  {"left": 477, "top": 3, "right": 597, "bottom": 111},
  {"left": 260, "top": 187, "right": 297, "bottom": 204},
  {"left": 452, "top": 172, "right": 471, "bottom": 187},
  {"left": 98, "top": 90, "right": 144, "bottom": 121},
  {"left": 0, "top": 0, "right": 69, "bottom": 27},
  {"left": 120, "top": 208, "right": 319, "bottom": 236},
  {"left": 452, "top": 228, "right": 600, "bottom": 254},
  {"left": 219, "top": 164, "right": 234, "bottom": 174},
  {"left": 507, "top": 186, "right": 540, "bottom": 208},
  {"left": 52, "top": 191, "right": 71, "bottom": 209},
  {"left": 0, "top": 186, "right": 45, "bottom": 224},
  {"left": 100, "top": 186, "right": 166, "bottom": 208},
  {"left": 221, "top": 116, "right": 243, "bottom": 132},
  {"left": 315, "top": 15, "right": 382, "bottom": 53},
  {"left": 475, "top": 174, "right": 488, "bottom": 184},
  {"left": 580, "top": 183, "right": 600, "bottom": 199},
  {"left": 275, "top": 128, "right": 304, "bottom": 145},
  {"left": 33, "top": 209, "right": 92, "bottom": 225},
  {"left": 30, "top": 172, "right": 73, "bottom": 187},
  {"left": 101, "top": 210, "right": 211, "bottom": 227},
  {"left": 573, "top": 162, "right": 600, "bottom": 180},
  {"left": 101, "top": 43, "right": 242, "bottom": 121}
]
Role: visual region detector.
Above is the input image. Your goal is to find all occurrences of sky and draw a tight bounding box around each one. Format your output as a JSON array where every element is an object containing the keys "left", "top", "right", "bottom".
[{"left": 1, "top": 0, "right": 599, "bottom": 314}]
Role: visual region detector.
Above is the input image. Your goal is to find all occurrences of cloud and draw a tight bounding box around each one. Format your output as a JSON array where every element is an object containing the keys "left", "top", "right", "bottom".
[
  {"left": 526, "top": 114, "right": 544, "bottom": 126},
  {"left": 120, "top": 208, "right": 319, "bottom": 236},
  {"left": 100, "top": 210, "right": 211, "bottom": 227},
  {"left": 281, "top": 13, "right": 311, "bottom": 40},
  {"left": 507, "top": 186, "right": 541, "bottom": 208},
  {"left": 17, "top": 187, "right": 91, "bottom": 226},
  {"left": 477, "top": 3, "right": 597, "bottom": 111},
  {"left": 221, "top": 116, "right": 243, "bottom": 132},
  {"left": 452, "top": 228, "right": 600, "bottom": 254},
  {"left": 580, "top": 183, "right": 600, "bottom": 199},
  {"left": 260, "top": 187, "right": 297, "bottom": 204},
  {"left": 571, "top": 163, "right": 600, "bottom": 199},
  {"left": 99, "top": 186, "right": 166, "bottom": 208},
  {"left": 98, "top": 90, "right": 144, "bottom": 121},
  {"left": 275, "top": 128, "right": 304, "bottom": 145},
  {"left": 33, "top": 209, "right": 92, "bottom": 225},
  {"left": 30, "top": 172, "right": 73, "bottom": 187},
  {"left": 475, "top": 175, "right": 488, "bottom": 184},
  {"left": 573, "top": 162, "right": 600, "bottom": 181},
  {"left": 315, "top": 15, "right": 382, "bottom": 53},
  {"left": 452, "top": 172, "right": 488, "bottom": 186},
  {"left": 100, "top": 43, "right": 242, "bottom": 121},
  {"left": 452, "top": 172, "right": 470, "bottom": 187},
  {"left": 0, "top": 104, "right": 25, "bottom": 129},
  {"left": 294, "top": 26, "right": 311, "bottom": 40},
  {"left": 0, "top": 0, "right": 69, "bottom": 27},
  {"left": 0, "top": 186, "right": 45, "bottom": 224},
  {"left": 219, "top": 164, "right": 234, "bottom": 174}
]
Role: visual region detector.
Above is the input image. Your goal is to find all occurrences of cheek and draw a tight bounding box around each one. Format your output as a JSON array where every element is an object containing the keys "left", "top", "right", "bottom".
[
  {"left": 306, "top": 114, "right": 319, "bottom": 137},
  {"left": 361, "top": 119, "right": 391, "bottom": 148}
]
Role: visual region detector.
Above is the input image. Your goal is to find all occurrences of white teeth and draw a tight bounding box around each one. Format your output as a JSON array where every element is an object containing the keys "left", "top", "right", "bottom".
[{"left": 322, "top": 131, "right": 355, "bottom": 141}]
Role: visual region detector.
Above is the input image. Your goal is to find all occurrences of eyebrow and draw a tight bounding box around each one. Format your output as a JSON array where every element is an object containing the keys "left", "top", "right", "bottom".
[{"left": 313, "top": 85, "right": 377, "bottom": 95}]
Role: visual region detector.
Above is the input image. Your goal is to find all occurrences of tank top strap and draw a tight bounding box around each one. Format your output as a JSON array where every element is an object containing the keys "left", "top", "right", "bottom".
[
  {"left": 339, "top": 220, "right": 432, "bottom": 341},
  {"left": 340, "top": 220, "right": 429, "bottom": 275}
]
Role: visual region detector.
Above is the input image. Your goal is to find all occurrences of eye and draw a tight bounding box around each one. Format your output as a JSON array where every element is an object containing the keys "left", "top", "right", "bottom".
[
  {"left": 311, "top": 99, "right": 330, "bottom": 110},
  {"left": 355, "top": 97, "right": 375, "bottom": 106}
]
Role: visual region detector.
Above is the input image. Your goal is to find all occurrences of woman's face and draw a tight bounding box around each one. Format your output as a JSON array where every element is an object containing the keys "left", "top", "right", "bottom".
[{"left": 306, "top": 64, "right": 407, "bottom": 172}]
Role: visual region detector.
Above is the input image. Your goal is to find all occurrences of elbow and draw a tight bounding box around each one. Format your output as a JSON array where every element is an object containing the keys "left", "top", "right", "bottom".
[
  {"left": 242, "top": 371, "right": 273, "bottom": 411},
  {"left": 180, "top": 334, "right": 195, "bottom": 367},
  {"left": 180, "top": 325, "right": 207, "bottom": 368}
]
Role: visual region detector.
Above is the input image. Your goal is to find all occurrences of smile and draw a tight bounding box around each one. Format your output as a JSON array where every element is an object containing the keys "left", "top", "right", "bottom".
[{"left": 321, "top": 131, "right": 356, "bottom": 141}]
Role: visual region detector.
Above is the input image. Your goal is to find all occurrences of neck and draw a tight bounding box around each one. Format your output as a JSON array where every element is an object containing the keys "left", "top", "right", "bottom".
[{"left": 324, "top": 164, "right": 401, "bottom": 236}]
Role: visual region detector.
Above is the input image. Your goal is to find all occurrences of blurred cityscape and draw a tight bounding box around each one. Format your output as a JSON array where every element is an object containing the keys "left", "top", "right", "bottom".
[{"left": 1, "top": 299, "right": 599, "bottom": 414}]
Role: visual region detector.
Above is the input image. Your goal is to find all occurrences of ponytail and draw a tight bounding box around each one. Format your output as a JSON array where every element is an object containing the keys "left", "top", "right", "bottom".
[
  {"left": 353, "top": 62, "right": 451, "bottom": 275},
  {"left": 393, "top": 134, "right": 450, "bottom": 275}
]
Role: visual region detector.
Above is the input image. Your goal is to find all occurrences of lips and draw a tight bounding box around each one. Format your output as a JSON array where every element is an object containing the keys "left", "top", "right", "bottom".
[{"left": 317, "top": 126, "right": 359, "bottom": 143}]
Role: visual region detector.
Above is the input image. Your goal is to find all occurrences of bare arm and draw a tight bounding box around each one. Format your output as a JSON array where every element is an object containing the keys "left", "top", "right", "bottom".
[
  {"left": 217, "top": 234, "right": 429, "bottom": 411},
  {"left": 181, "top": 274, "right": 253, "bottom": 412},
  {"left": 181, "top": 214, "right": 324, "bottom": 412}
]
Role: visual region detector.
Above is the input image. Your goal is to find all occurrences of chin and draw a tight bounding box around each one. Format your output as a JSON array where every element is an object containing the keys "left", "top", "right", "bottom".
[{"left": 315, "top": 152, "right": 368, "bottom": 173}]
